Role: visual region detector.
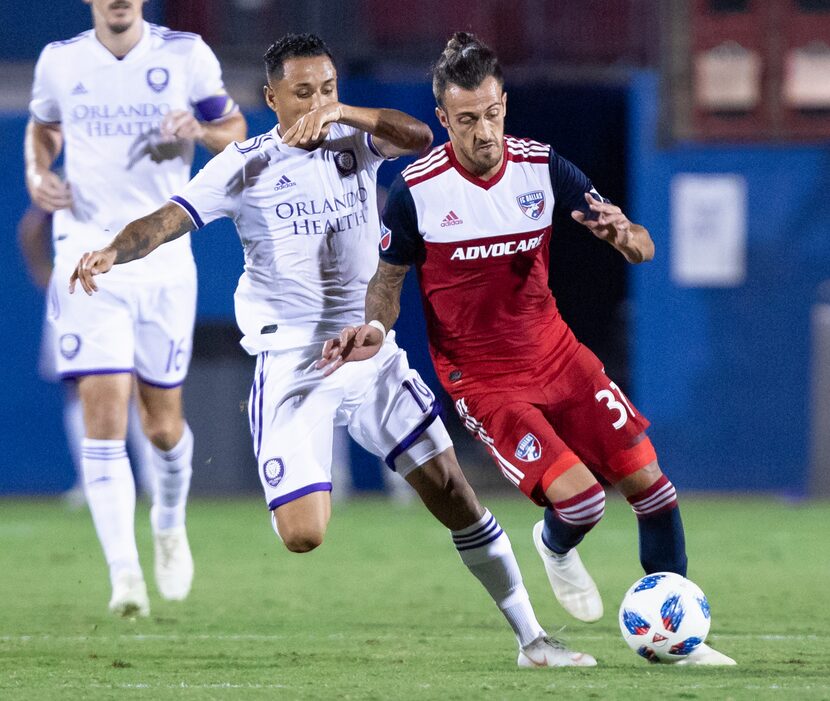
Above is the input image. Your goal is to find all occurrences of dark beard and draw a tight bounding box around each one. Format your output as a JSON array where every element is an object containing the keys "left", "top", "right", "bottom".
[{"left": 109, "top": 21, "right": 132, "bottom": 34}]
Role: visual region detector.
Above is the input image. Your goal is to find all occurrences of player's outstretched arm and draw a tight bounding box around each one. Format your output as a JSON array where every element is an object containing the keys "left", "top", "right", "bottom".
[
  {"left": 572, "top": 192, "right": 655, "bottom": 264},
  {"left": 338, "top": 105, "right": 433, "bottom": 158},
  {"left": 160, "top": 110, "right": 247, "bottom": 154},
  {"left": 69, "top": 202, "right": 194, "bottom": 295},
  {"left": 317, "top": 260, "right": 410, "bottom": 375},
  {"left": 282, "top": 103, "right": 432, "bottom": 157}
]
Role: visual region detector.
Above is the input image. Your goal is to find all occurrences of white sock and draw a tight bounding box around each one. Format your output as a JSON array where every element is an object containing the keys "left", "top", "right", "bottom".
[
  {"left": 81, "top": 438, "right": 141, "bottom": 581},
  {"left": 126, "top": 399, "right": 155, "bottom": 498},
  {"left": 452, "top": 509, "right": 545, "bottom": 648},
  {"left": 151, "top": 424, "right": 193, "bottom": 531}
]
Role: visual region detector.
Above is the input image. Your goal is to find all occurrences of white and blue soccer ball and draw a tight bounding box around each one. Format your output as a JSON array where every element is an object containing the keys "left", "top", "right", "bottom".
[{"left": 618, "top": 572, "right": 711, "bottom": 663}]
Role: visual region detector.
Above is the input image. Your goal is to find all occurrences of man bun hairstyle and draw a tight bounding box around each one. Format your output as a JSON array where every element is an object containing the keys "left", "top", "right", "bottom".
[
  {"left": 432, "top": 32, "right": 503, "bottom": 105},
  {"left": 264, "top": 33, "right": 334, "bottom": 81}
]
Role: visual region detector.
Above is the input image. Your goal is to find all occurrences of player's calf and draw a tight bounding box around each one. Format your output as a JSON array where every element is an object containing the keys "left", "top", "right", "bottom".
[
  {"left": 542, "top": 482, "right": 606, "bottom": 554},
  {"left": 622, "top": 468, "right": 687, "bottom": 576},
  {"left": 404, "top": 447, "right": 484, "bottom": 530}
]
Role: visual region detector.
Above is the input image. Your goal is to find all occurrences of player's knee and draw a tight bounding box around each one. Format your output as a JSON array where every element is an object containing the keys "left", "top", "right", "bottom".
[
  {"left": 615, "top": 459, "right": 663, "bottom": 499},
  {"left": 142, "top": 416, "right": 184, "bottom": 451},
  {"left": 275, "top": 515, "right": 326, "bottom": 553},
  {"left": 551, "top": 483, "right": 606, "bottom": 532},
  {"left": 281, "top": 527, "right": 325, "bottom": 554}
]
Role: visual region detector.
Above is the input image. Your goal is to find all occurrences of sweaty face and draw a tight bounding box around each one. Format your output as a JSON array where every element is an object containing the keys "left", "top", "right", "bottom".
[
  {"left": 437, "top": 76, "right": 506, "bottom": 178},
  {"left": 85, "top": 0, "right": 145, "bottom": 34},
  {"left": 265, "top": 56, "right": 339, "bottom": 148}
]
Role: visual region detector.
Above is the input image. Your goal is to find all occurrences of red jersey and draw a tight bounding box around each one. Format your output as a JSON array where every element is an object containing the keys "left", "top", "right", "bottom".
[{"left": 380, "top": 136, "right": 607, "bottom": 397}]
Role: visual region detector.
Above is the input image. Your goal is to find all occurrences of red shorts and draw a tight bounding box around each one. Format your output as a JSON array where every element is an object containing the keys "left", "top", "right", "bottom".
[{"left": 452, "top": 343, "right": 656, "bottom": 506}]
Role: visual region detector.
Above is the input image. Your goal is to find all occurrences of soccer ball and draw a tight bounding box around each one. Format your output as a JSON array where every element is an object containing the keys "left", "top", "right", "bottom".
[{"left": 618, "top": 572, "right": 711, "bottom": 663}]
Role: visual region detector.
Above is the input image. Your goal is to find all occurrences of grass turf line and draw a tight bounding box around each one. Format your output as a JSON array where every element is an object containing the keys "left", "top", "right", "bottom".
[{"left": 0, "top": 496, "right": 828, "bottom": 700}]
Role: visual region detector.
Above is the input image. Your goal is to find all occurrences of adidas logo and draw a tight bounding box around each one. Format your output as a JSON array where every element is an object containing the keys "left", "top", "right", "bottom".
[
  {"left": 440, "top": 210, "right": 463, "bottom": 227},
  {"left": 273, "top": 174, "right": 296, "bottom": 191},
  {"left": 71, "top": 82, "right": 88, "bottom": 95}
]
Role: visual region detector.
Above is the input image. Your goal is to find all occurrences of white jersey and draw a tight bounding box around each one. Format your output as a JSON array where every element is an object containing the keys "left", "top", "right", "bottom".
[
  {"left": 171, "top": 123, "right": 388, "bottom": 354},
  {"left": 29, "top": 22, "right": 237, "bottom": 278}
]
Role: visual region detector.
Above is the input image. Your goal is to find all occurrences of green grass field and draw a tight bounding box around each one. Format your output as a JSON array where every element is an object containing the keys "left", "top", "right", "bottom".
[{"left": 1, "top": 495, "right": 828, "bottom": 700}]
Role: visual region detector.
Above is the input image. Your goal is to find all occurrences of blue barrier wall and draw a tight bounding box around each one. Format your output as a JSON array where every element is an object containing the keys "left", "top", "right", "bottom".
[
  {"left": 0, "top": 2, "right": 163, "bottom": 59},
  {"left": 628, "top": 72, "right": 830, "bottom": 494},
  {"left": 4, "top": 70, "right": 826, "bottom": 494}
]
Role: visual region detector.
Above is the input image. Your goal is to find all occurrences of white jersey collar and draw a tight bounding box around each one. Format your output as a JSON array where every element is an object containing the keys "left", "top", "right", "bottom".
[{"left": 90, "top": 20, "right": 152, "bottom": 64}]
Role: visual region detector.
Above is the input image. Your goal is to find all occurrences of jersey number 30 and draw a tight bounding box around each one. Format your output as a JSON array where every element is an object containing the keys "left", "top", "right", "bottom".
[{"left": 595, "top": 382, "right": 635, "bottom": 430}]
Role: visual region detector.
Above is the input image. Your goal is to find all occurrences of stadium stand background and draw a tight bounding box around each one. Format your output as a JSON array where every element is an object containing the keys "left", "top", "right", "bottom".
[{"left": 1, "top": 0, "right": 828, "bottom": 497}]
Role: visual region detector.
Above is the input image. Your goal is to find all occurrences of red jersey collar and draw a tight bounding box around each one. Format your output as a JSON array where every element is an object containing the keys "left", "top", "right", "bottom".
[{"left": 445, "top": 139, "right": 508, "bottom": 191}]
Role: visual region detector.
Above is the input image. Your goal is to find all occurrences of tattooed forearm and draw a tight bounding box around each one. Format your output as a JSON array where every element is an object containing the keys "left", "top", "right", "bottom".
[
  {"left": 111, "top": 202, "right": 195, "bottom": 264},
  {"left": 366, "top": 260, "right": 409, "bottom": 330},
  {"left": 371, "top": 109, "right": 432, "bottom": 153},
  {"left": 338, "top": 106, "right": 432, "bottom": 155}
]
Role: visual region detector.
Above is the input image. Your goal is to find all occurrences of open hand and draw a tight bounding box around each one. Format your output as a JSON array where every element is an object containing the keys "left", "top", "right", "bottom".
[
  {"left": 572, "top": 192, "right": 639, "bottom": 263},
  {"left": 69, "top": 248, "right": 117, "bottom": 295}
]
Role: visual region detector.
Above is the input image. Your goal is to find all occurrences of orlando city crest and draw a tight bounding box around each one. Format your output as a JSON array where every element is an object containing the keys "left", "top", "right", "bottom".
[
  {"left": 59, "top": 333, "right": 81, "bottom": 360},
  {"left": 517, "top": 190, "right": 545, "bottom": 220},
  {"left": 146, "top": 67, "right": 170, "bottom": 93},
  {"left": 515, "top": 433, "right": 542, "bottom": 462},
  {"left": 334, "top": 149, "right": 357, "bottom": 177},
  {"left": 262, "top": 457, "right": 285, "bottom": 487}
]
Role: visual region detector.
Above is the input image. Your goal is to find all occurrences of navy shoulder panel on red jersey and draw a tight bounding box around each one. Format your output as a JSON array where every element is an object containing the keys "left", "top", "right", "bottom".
[
  {"left": 379, "top": 174, "right": 423, "bottom": 266},
  {"left": 548, "top": 150, "right": 609, "bottom": 217}
]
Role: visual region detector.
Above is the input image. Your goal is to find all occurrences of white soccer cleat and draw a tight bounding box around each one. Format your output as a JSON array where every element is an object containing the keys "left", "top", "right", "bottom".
[
  {"left": 517, "top": 635, "right": 598, "bottom": 668},
  {"left": 533, "top": 521, "right": 603, "bottom": 622},
  {"left": 675, "top": 642, "right": 737, "bottom": 666},
  {"left": 153, "top": 525, "right": 194, "bottom": 601},
  {"left": 108, "top": 571, "right": 150, "bottom": 618}
]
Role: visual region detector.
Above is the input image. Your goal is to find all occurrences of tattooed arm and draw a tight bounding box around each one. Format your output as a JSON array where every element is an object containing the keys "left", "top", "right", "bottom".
[
  {"left": 317, "top": 260, "right": 410, "bottom": 374},
  {"left": 69, "top": 202, "right": 194, "bottom": 295},
  {"left": 365, "top": 260, "right": 409, "bottom": 332}
]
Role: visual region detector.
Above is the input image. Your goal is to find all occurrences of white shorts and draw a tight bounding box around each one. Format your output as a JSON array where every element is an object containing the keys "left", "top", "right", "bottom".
[
  {"left": 248, "top": 333, "right": 452, "bottom": 509},
  {"left": 47, "top": 263, "right": 197, "bottom": 387}
]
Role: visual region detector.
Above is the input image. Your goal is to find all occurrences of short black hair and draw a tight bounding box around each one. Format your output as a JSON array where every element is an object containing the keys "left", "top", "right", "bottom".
[
  {"left": 432, "top": 32, "right": 503, "bottom": 105},
  {"left": 263, "top": 33, "right": 334, "bottom": 81}
]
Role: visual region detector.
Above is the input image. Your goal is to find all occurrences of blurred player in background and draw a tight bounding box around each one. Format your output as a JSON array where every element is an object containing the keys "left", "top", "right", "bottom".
[
  {"left": 18, "top": 203, "right": 155, "bottom": 506},
  {"left": 25, "top": 0, "right": 247, "bottom": 617},
  {"left": 70, "top": 33, "right": 596, "bottom": 668},
  {"left": 319, "top": 32, "right": 735, "bottom": 666}
]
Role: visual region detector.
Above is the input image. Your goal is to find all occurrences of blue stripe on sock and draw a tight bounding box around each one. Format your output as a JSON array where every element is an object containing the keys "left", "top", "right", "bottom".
[
  {"left": 452, "top": 516, "right": 498, "bottom": 544},
  {"left": 455, "top": 527, "right": 504, "bottom": 552},
  {"left": 451, "top": 513, "right": 495, "bottom": 540}
]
